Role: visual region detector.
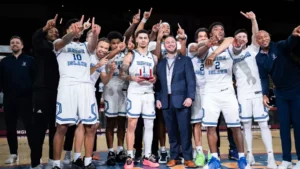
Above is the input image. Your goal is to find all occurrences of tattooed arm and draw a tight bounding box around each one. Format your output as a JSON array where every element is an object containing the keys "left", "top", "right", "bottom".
[{"left": 119, "top": 52, "right": 133, "bottom": 81}]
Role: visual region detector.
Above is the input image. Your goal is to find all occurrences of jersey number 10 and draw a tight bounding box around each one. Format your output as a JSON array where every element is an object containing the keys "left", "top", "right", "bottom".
[{"left": 73, "top": 54, "right": 82, "bottom": 61}]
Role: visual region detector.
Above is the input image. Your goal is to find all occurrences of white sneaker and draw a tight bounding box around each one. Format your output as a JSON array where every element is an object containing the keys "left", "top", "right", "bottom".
[
  {"left": 267, "top": 156, "right": 277, "bottom": 169},
  {"left": 193, "top": 149, "right": 196, "bottom": 159},
  {"left": 246, "top": 153, "right": 255, "bottom": 165},
  {"left": 62, "top": 152, "right": 72, "bottom": 165},
  {"left": 278, "top": 161, "right": 293, "bottom": 169},
  {"left": 292, "top": 161, "right": 300, "bottom": 169},
  {"left": 30, "top": 165, "right": 43, "bottom": 169},
  {"left": 5, "top": 154, "right": 18, "bottom": 164}
]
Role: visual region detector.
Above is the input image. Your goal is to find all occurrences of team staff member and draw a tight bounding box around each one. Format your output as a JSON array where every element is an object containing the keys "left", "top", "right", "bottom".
[
  {"left": 256, "top": 26, "right": 300, "bottom": 169},
  {"left": 0, "top": 36, "right": 35, "bottom": 164},
  {"left": 31, "top": 14, "right": 60, "bottom": 168}
]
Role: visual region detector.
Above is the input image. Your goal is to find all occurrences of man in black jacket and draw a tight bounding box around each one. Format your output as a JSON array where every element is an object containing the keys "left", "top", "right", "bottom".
[
  {"left": 0, "top": 35, "right": 35, "bottom": 164},
  {"left": 31, "top": 14, "right": 59, "bottom": 168}
]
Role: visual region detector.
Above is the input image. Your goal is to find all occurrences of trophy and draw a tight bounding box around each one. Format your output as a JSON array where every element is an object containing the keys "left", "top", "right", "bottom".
[{"left": 139, "top": 67, "right": 153, "bottom": 80}]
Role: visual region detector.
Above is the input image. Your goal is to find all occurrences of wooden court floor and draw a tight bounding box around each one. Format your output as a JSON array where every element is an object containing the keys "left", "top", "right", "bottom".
[{"left": 0, "top": 129, "right": 297, "bottom": 169}]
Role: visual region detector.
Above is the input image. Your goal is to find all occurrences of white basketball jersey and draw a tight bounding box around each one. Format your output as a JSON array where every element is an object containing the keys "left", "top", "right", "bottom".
[
  {"left": 54, "top": 39, "right": 91, "bottom": 87},
  {"left": 230, "top": 44, "right": 261, "bottom": 98},
  {"left": 191, "top": 56, "right": 205, "bottom": 88},
  {"left": 204, "top": 46, "right": 234, "bottom": 93},
  {"left": 90, "top": 54, "right": 105, "bottom": 86},
  {"left": 128, "top": 49, "right": 155, "bottom": 94},
  {"left": 105, "top": 52, "right": 126, "bottom": 87}
]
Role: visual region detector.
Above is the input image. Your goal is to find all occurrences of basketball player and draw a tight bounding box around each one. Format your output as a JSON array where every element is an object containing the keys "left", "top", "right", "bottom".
[
  {"left": 119, "top": 29, "right": 159, "bottom": 169},
  {"left": 199, "top": 22, "right": 250, "bottom": 169},
  {"left": 104, "top": 31, "right": 128, "bottom": 165},
  {"left": 51, "top": 16, "right": 100, "bottom": 169},
  {"left": 210, "top": 11, "right": 277, "bottom": 168},
  {"left": 187, "top": 27, "right": 209, "bottom": 167}
]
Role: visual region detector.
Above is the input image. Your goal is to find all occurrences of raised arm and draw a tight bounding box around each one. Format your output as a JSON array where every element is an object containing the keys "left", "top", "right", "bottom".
[
  {"left": 134, "top": 8, "right": 152, "bottom": 36},
  {"left": 176, "top": 23, "right": 187, "bottom": 56},
  {"left": 54, "top": 17, "right": 83, "bottom": 51},
  {"left": 87, "top": 17, "right": 100, "bottom": 54},
  {"left": 33, "top": 14, "right": 58, "bottom": 48},
  {"left": 124, "top": 10, "right": 141, "bottom": 39},
  {"left": 240, "top": 11, "right": 259, "bottom": 46}
]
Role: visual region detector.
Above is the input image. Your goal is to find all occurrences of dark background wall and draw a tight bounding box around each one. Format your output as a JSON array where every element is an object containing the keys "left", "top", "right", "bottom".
[{"left": 0, "top": 2, "right": 299, "bottom": 54}]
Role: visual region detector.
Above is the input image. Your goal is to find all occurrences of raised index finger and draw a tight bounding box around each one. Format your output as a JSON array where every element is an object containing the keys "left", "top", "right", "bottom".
[
  {"left": 79, "top": 15, "right": 84, "bottom": 24},
  {"left": 92, "top": 17, "right": 95, "bottom": 26},
  {"left": 138, "top": 9, "right": 141, "bottom": 15},
  {"left": 177, "top": 23, "right": 182, "bottom": 29},
  {"left": 53, "top": 14, "right": 58, "bottom": 22},
  {"left": 123, "top": 36, "right": 126, "bottom": 43},
  {"left": 149, "top": 7, "right": 153, "bottom": 14},
  {"left": 240, "top": 11, "right": 247, "bottom": 17}
]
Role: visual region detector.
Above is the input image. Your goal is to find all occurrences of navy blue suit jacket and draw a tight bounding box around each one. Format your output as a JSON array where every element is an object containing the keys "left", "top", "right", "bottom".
[{"left": 155, "top": 55, "right": 196, "bottom": 109}]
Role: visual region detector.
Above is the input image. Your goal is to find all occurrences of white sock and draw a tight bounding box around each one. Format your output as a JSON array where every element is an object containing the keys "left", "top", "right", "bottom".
[
  {"left": 117, "top": 146, "right": 123, "bottom": 153},
  {"left": 127, "top": 150, "right": 134, "bottom": 158},
  {"left": 196, "top": 146, "right": 203, "bottom": 153},
  {"left": 243, "top": 121, "right": 253, "bottom": 153},
  {"left": 73, "top": 152, "right": 81, "bottom": 162},
  {"left": 160, "top": 146, "right": 166, "bottom": 152},
  {"left": 239, "top": 153, "right": 245, "bottom": 158},
  {"left": 258, "top": 121, "right": 274, "bottom": 154},
  {"left": 84, "top": 157, "right": 92, "bottom": 166},
  {"left": 108, "top": 148, "right": 114, "bottom": 152},
  {"left": 143, "top": 118, "right": 154, "bottom": 158},
  {"left": 52, "top": 160, "right": 60, "bottom": 167},
  {"left": 212, "top": 153, "right": 218, "bottom": 159}
]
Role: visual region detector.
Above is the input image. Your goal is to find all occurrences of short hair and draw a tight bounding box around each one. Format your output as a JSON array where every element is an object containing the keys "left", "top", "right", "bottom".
[
  {"left": 135, "top": 29, "right": 149, "bottom": 38},
  {"left": 10, "top": 35, "right": 23, "bottom": 44},
  {"left": 64, "top": 18, "right": 79, "bottom": 31},
  {"left": 98, "top": 37, "right": 110, "bottom": 44},
  {"left": 107, "top": 31, "right": 123, "bottom": 41},
  {"left": 208, "top": 22, "right": 224, "bottom": 33},
  {"left": 194, "top": 27, "right": 209, "bottom": 41},
  {"left": 234, "top": 29, "right": 248, "bottom": 36}
]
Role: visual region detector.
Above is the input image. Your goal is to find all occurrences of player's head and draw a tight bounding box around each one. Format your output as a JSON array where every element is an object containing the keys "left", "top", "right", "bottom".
[
  {"left": 10, "top": 35, "right": 23, "bottom": 54},
  {"left": 96, "top": 37, "right": 110, "bottom": 59},
  {"left": 47, "top": 27, "right": 59, "bottom": 42},
  {"left": 135, "top": 29, "right": 149, "bottom": 49},
  {"left": 195, "top": 27, "right": 209, "bottom": 43},
  {"left": 86, "top": 29, "right": 93, "bottom": 42},
  {"left": 164, "top": 36, "right": 177, "bottom": 54},
  {"left": 107, "top": 31, "right": 123, "bottom": 50},
  {"left": 234, "top": 29, "right": 248, "bottom": 47},
  {"left": 256, "top": 30, "right": 271, "bottom": 48},
  {"left": 208, "top": 22, "right": 225, "bottom": 40},
  {"left": 159, "top": 22, "right": 171, "bottom": 36},
  {"left": 65, "top": 18, "right": 81, "bottom": 40}
]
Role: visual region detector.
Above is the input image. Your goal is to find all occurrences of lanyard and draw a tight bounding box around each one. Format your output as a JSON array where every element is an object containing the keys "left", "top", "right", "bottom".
[{"left": 167, "top": 59, "right": 175, "bottom": 76}]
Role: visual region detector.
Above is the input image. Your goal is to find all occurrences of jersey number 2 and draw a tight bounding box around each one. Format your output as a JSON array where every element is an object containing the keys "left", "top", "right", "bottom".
[
  {"left": 73, "top": 54, "right": 82, "bottom": 61},
  {"left": 215, "top": 61, "right": 220, "bottom": 69}
]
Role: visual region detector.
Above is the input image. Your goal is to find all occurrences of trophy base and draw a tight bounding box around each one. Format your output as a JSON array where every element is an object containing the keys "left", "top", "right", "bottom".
[{"left": 140, "top": 77, "right": 153, "bottom": 80}]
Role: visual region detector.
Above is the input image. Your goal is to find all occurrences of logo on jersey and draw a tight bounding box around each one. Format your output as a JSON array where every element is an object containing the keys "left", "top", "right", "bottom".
[
  {"left": 233, "top": 51, "right": 251, "bottom": 65},
  {"left": 67, "top": 48, "right": 87, "bottom": 67}
]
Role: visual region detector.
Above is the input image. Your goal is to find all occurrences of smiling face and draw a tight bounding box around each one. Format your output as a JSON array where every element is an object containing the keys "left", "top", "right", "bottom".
[
  {"left": 164, "top": 36, "right": 177, "bottom": 54},
  {"left": 256, "top": 30, "right": 271, "bottom": 48}
]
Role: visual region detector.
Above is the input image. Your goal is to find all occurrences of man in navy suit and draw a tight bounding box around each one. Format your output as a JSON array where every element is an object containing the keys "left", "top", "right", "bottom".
[{"left": 155, "top": 35, "right": 196, "bottom": 168}]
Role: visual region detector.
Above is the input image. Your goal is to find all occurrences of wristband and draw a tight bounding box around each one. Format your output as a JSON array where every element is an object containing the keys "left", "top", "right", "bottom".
[{"left": 141, "top": 18, "right": 147, "bottom": 23}]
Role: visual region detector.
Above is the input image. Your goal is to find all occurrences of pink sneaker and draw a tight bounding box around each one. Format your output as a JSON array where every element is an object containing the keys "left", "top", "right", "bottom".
[
  {"left": 143, "top": 155, "right": 160, "bottom": 168},
  {"left": 124, "top": 157, "right": 134, "bottom": 169}
]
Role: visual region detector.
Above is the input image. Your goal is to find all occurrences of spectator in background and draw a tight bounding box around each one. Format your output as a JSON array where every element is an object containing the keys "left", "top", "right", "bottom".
[{"left": 0, "top": 35, "right": 35, "bottom": 164}]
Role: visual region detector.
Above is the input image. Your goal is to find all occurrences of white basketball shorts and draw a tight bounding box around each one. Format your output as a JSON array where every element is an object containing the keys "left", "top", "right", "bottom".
[
  {"left": 238, "top": 96, "right": 269, "bottom": 122},
  {"left": 103, "top": 85, "right": 127, "bottom": 118},
  {"left": 202, "top": 88, "right": 241, "bottom": 127},
  {"left": 56, "top": 83, "right": 99, "bottom": 125},
  {"left": 126, "top": 92, "right": 155, "bottom": 119}
]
